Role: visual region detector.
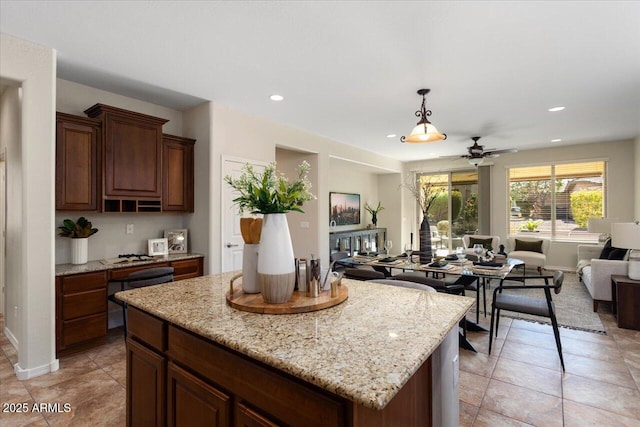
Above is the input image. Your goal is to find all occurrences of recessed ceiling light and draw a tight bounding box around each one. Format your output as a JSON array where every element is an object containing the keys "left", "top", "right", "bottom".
[
  {"left": 386, "top": 134, "right": 396, "bottom": 138},
  {"left": 269, "top": 94, "right": 284, "bottom": 101},
  {"left": 551, "top": 139, "right": 562, "bottom": 142},
  {"left": 548, "top": 106, "right": 565, "bottom": 112}
]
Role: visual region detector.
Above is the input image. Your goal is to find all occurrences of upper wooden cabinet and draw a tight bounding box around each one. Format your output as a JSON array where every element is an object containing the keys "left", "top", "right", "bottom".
[
  {"left": 55, "top": 104, "right": 196, "bottom": 213},
  {"left": 56, "top": 113, "right": 101, "bottom": 211},
  {"left": 162, "top": 134, "right": 195, "bottom": 212},
  {"left": 85, "top": 104, "right": 168, "bottom": 208}
]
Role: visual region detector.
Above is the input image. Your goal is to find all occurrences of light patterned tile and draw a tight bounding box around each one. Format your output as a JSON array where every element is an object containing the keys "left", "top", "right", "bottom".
[
  {"left": 505, "top": 327, "right": 558, "bottom": 351},
  {"left": 0, "top": 401, "right": 49, "bottom": 427},
  {"left": 563, "top": 353, "right": 636, "bottom": 389},
  {"left": 563, "top": 373, "right": 640, "bottom": 419},
  {"left": 499, "top": 340, "right": 562, "bottom": 371},
  {"left": 459, "top": 350, "right": 499, "bottom": 378},
  {"left": 473, "top": 408, "right": 535, "bottom": 426},
  {"left": 102, "top": 360, "right": 126, "bottom": 387},
  {"left": 562, "top": 335, "right": 624, "bottom": 362},
  {"left": 510, "top": 319, "right": 554, "bottom": 335},
  {"left": 459, "top": 370, "right": 490, "bottom": 406},
  {"left": 492, "top": 358, "right": 562, "bottom": 397},
  {"left": 84, "top": 340, "right": 126, "bottom": 368},
  {"left": 560, "top": 328, "right": 614, "bottom": 345},
  {"left": 43, "top": 386, "right": 126, "bottom": 426},
  {"left": 563, "top": 399, "right": 640, "bottom": 427},
  {"left": 29, "top": 369, "right": 122, "bottom": 409},
  {"left": 24, "top": 353, "right": 99, "bottom": 391},
  {"left": 0, "top": 375, "right": 32, "bottom": 404},
  {"left": 481, "top": 379, "right": 563, "bottom": 426},
  {"left": 459, "top": 400, "right": 478, "bottom": 427}
]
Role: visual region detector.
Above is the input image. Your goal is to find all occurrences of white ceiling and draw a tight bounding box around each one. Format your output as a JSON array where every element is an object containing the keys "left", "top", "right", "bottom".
[{"left": 1, "top": 1, "right": 639, "bottom": 162}]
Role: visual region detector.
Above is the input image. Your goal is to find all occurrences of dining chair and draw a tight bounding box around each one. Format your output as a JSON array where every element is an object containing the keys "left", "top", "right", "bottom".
[
  {"left": 344, "top": 267, "right": 386, "bottom": 280},
  {"left": 489, "top": 271, "right": 565, "bottom": 370},
  {"left": 108, "top": 266, "right": 174, "bottom": 337},
  {"left": 506, "top": 236, "right": 550, "bottom": 274}
]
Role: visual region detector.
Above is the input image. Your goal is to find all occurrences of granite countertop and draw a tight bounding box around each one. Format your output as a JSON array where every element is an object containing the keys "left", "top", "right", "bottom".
[
  {"left": 55, "top": 253, "right": 204, "bottom": 276},
  {"left": 116, "top": 272, "right": 474, "bottom": 410}
]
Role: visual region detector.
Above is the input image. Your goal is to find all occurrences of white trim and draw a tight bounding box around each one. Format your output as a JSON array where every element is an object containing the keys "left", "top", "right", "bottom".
[
  {"left": 329, "top": 154, "right": 402, "bottom": 174},
  {"left": 4, "top": 325, "right": 18, "bottom": 349},
  {"left": 14, "top": 358, "right": 59, "bottom": 380}
]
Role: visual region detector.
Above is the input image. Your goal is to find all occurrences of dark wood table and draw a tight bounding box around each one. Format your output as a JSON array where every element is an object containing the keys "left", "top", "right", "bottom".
[{"left": 611, "top": 275, "right": 640, "bottom": 330}]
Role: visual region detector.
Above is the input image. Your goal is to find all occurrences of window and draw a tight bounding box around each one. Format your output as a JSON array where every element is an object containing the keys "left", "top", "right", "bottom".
[
  {"left": 419, "top": 171, "right": 479, "bottom": 250},
  {"left": 508, "top": 161, "right": 605, "bottom": 241}
]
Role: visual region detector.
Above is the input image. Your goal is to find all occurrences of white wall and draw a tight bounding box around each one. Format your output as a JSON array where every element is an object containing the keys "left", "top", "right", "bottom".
[
  {"left": 0, "top": 84, "right": 22, "bottom": 341},
  {"left": 0, "top": 34, "right": 57, "bottom": 379},
  {"left": 635, "top": 136, "right": 640, "bottom": 219},
  {"left": 55, "top": 79, "right": 189, "bottom": 264}
]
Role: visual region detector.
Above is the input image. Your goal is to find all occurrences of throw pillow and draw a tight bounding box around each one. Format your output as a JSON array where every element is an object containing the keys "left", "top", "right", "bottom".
[
  {"left": 599, "top": 238, "right": 613, "bottom": 259},
  {"left": 468, "top": 237, "right": 493, "bottom": 250},
  {"left": 514, "top": 239, "right": 544, "bottom": 253},
  {"left": 608, "top": 248, "right": 628, "bottom": 260}
]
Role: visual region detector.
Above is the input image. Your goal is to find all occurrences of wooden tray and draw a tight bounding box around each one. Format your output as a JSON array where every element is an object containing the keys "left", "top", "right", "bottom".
[{"left": 226, "top": 283, "right": 348, "bottom": 314}]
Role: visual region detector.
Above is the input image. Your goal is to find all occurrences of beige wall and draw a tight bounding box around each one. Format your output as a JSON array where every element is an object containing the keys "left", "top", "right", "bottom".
[
  {"left": 635, "top": 136, "right": 640, "bottom": 219},
  {"left": 0, "top": 34, "right": 57, "bottom": 379}
]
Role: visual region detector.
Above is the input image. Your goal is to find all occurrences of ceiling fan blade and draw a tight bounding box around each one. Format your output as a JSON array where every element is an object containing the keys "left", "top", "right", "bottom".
[{"left": 484, "top": 148, "right": 518, "bottom": 156}]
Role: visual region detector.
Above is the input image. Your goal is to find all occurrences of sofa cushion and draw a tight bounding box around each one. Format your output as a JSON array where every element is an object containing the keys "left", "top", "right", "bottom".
[
  {"left": 608, "top": 248, "right": 628, "bottom": 260},
  {"left": 468, "top": 237, "right": 494, "bottom": 250},
  {"left": 514, "top": 239, "right": 543, "bottom": 253}
]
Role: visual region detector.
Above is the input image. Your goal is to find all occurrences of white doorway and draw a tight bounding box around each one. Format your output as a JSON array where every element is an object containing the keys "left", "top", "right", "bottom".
[{"left": 221, "top": 156, "right": 266, "bottom": 272}]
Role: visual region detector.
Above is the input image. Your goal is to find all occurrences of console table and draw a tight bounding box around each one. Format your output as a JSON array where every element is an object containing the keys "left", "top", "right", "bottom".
[
  {"left": 329, "top": 228, "right": 386, "bottom": 257},
  {"left": 611, "top": 275, "right": 640, "bottom": 330}
]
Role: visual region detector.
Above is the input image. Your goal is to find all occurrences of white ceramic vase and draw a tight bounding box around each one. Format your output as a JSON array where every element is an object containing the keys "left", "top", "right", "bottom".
[
  {"left": 71, "top": 238, "right": 88, "bottom": 264},
  {"left": 242, "top": 243, "right": 260, "bottom": 293},
  {"left": 257, "top": 213, "right": 296, "bottom": 303}
]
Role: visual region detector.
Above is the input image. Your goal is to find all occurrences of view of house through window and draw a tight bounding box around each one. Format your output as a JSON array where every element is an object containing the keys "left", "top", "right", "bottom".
[
  {"left": 508, "top": 161, "right": 605, "bottom": 241},
  {"left": 419, "top": 171, "right": 479, "bottom": 251}
]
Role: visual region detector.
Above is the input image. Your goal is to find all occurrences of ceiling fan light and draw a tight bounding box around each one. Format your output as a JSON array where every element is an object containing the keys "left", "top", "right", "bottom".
[
  {"left": 403, "top": 123, "right": 446, "bottom": 143},
  {"left": 468, "top": 157, "right": 484, "bottom": 167}
]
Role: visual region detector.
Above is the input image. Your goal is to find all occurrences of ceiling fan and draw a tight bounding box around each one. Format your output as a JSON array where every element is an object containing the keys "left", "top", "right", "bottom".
[{"left": 461, "top": 136, "right": 518, "bottom": 166}]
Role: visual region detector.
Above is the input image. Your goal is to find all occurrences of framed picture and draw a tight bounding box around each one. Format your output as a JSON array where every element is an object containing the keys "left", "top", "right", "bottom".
[
  {"left": 329, "top": 192, "right": 360, "bottom": 226},
  {"left": 148, "top": 238, "right": 169, "bottom": 256},
  {"left": 164, "top": 229, "right": 188, "bottom": 254}
]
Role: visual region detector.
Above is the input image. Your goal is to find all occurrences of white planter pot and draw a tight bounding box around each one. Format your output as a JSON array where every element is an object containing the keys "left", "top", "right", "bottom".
[
  {"left": 242, "top": 243, "right": 260, "bottom": 294},
  {"left": 257, "top": 214, "right": 295, "bottom": 303},
  {"left": 71, "top": 238, "right": 88, "bottom": 264}
]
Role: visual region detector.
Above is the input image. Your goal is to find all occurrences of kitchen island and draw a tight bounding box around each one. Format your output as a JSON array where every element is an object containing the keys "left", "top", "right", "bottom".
[{"left": 116, "top": 272, "right": 473, "bottom": 426}]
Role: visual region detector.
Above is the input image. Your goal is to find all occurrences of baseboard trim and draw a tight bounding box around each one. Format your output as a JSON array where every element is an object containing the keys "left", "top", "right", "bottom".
[
  {"left": 3, "top": 325, "right": 18, "bottom": 350},
  {"left": 14, "top": 358, "right": 59, "bottom": 380}
]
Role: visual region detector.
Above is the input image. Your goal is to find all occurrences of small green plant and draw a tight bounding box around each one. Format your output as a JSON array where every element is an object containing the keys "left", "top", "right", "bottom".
[
  {"left": 57, "top": 217, "right": 99, "bottom": 238},
  {"left": 364, "top": 202, "right": 384, "bottom": 226},
  {"left": 224, "top": 161, "right": 315, "bottom": 214},
  {"left": 520, "top": 219, "right": 543, "bottom": 231}
]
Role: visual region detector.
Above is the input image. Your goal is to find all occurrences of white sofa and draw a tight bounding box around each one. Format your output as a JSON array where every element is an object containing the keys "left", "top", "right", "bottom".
[{"left": 577, "top": 245, "right": 629, "bottom": 312}]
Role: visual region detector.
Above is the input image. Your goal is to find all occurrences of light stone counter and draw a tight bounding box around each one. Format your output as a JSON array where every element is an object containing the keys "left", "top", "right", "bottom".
[
  {"left": 116, "top": 272, "right": 474, "bottom": 410},
  {"left": 55, "top": 253, "right": 204, "bottom": 276}
]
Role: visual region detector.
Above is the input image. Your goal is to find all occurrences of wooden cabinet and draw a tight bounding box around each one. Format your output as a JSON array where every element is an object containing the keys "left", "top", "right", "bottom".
[
  {"left": 56, "top": 256, "right": 204, "bottom": 357},
  {"left": 56, "top": 113, "right": 101, "bottom": 211},
  {"left": 611, "top": 275, "right": 640, "bottom": 330},
  {"left": 126, "top": 338, "right": 166, "bottom": 427},
  {"left": 85, "top": 103, "right": 169, "bottom": 212},
  {"left": 56, "top": 271, "right": 108, "bottom": 355},
  {"left": 163, "top": 134, "right": 195, "bottom": 212},
  {"left": 235, "top": 403, "right": 278, "bottom": 427}
]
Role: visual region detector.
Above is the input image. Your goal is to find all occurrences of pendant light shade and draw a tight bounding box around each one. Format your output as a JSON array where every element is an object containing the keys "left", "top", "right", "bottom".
[{"left": 401, "top": 89, "right": 446, "bottom": 144}]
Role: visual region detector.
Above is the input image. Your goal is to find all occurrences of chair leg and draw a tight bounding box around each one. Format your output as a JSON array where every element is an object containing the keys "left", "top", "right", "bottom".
[
  {"left": 549, "top": 310, "right": 565, "bottom": 371},
  {"left": 482, "top": 278, "right": 487, "bottom": 318},
  {"left": 495, "top": 309, "right": 501, "bottom": 337},
  {"left": 122, "top": 304, "right": 128, "bottom": 338},
  {"left": 476, "top": 282, "right": 480, "bottom": 324},
  {"left": 489, "top": 301, "right": 496, "bottom": 355}
]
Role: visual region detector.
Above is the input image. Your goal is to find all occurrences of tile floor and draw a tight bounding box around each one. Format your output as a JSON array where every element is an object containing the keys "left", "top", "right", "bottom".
[{"left": 1, "top": 311, "right": 639, "bottom": 426}]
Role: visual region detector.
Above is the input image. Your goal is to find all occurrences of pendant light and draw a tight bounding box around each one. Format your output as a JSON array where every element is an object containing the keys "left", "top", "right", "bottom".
[{"left": 400, "top": 89, "right": 447, "bottom": 143}]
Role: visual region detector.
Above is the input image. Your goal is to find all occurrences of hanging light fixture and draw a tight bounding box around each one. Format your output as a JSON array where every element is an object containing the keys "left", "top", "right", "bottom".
[{"left": 400, "top": 89, "right": 447, "bottom": 143}]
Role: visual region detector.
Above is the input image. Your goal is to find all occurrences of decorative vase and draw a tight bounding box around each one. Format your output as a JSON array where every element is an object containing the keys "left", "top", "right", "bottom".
[
  {"left": 372, "top": 213, "right": 378, "bottom": 228},
  {"left": 71, "top": 237, "right": 88, "bottom": 264},
  {"left": 419, "top": 216, "right": 433, "bottom": 264},
  {"left": 257, "top": 214, "right": 296, "bottom": 303},
  {"left": 242, "top": 244, "right": 260, "bottom": 293}
]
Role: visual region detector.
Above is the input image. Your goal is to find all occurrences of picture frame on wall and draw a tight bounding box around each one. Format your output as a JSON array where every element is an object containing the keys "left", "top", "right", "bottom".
[
  {"left": 164, "top": 229, "right": 188, "bottom": 254},
  {"left": 329, "top": 192, "right": 360, "bottom": 226},
  {"left": 148, "top": 238, "right": 169, "bottom": 256}
]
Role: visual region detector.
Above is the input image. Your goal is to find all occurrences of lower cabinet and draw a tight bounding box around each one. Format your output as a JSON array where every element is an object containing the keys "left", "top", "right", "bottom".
[{"left": 126, "top": 338, "right": 166, "bottom": 427}]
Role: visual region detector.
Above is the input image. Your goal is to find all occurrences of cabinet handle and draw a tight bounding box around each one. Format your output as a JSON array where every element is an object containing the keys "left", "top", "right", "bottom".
[{"left": 226, "top": 242, "right": 239, "bottom": 248}]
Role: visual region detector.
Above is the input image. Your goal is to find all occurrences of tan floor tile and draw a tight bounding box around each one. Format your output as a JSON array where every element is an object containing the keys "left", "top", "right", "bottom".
[
  {"left": 510, "top": 319, "right": 554, "bottom": 335},
  {"left": 0, "top": 375, "right": 32, "bottom": 404},
  {"left": 563, "top": 352, "right": 637, "bottom": 389},
  {"left": 459, "top": 349, "right": 499, "bottom": 378},
  {"left": 560, "top": 327, "right": 614, "bottom": 345},
  {"left": 0, "top": 401, "right": 49, "bottom": 427},
  {"left": 563, "top": 373, "right": 640, "bottom": 419},
  {"left": 29, "top": 369, "right": 123, "bottom": 409},
  {"left": 492, "top": 358, "right": 562, "bottom": 397},
  {"left": 2, "top": 342, "right": 18, "bottom": 364},
  {"left": 102, "top": 359, "right": 127, "bottom": 387},
  {"left": 0, "top": 356, "right": 16, "bottom": 381},
  {"left": 44, "top": 385, "right": 126, "bottom": 426},
  {"left": 499, "top": 340, "right": 562, "bottom": 371},
  {"left": 459, "top": 400, "right": 478, "bottom": 427},
  {"left": 481, "top": 379, "right": 563, "bottom": 426},
  {"left": 459, "top": 370, "right": 490, "bottom": 406},
  {"left": 505, "top": 327, "right": 558, "bottom": 351},
  {"left": 615, "top": 335, "right": 640, "bottom": 354},
  {"left": 563, "top": 399, "right": 640, "bottom": 427},
  {"left": 466, "top": 332, "right": 504, "bottom": 356},
  {"left": 24, "top": 353, "right": 99, "bottom": 391},
  {"left": 473, "top": 408, "right": 535, "bottom": 426},
  {"left": 475, "top": 314, "right": 512, "bottom": 339},
  {"left": 84, "top": 340, "right": 126, "bottom": 368},
  {"left": 562, "top": 335, "right": 623, "bottom": 362}
]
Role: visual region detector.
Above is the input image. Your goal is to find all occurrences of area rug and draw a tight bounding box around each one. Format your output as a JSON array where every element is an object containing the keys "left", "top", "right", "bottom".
[{"left": 471, "top": 272, "right": 606, "bottom": 333}]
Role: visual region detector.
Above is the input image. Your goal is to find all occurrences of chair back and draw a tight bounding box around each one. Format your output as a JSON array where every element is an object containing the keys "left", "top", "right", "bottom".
[
  {"left": 123, "top": 266, "right": 174, "bottom": 289},
  {"left": 430, "top": 226, "right": 440, "bottom": 238},
  {"left": 507, "top": 236, "right": 550, "bottom": 255},
  {"left": 370, "top": 279, "right": 436, "bottom": 293},
  {"left": 552, "top": 270, "right": 564, "bottom": 294},
  {"left": 463, "top": 235, "right": 500, "bottom": 251},
  {"left": 330, "top": 251, "right": 350, "bottom": 262}
]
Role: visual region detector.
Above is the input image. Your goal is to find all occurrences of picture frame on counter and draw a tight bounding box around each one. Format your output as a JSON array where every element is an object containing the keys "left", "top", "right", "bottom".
[
  {"left": 148, "top": 238, "right": 169, "bottom": 256},
  {"left": 164, "top": 229, "right": 188, "bottom": 254}
]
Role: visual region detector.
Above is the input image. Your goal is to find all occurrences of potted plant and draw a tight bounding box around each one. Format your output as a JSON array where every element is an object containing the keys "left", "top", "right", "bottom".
[
  {"left": 57, "top": 217, "right": 99, "bottom": 264},
  {"left": 364, "top": 202, "right": 384, "bottom": 228},
  {"left": 520, "top": 219, "right": 543, "bottom": 232},
  {"left": 225, "top": 161, "right": 315, "bottom": 303}
]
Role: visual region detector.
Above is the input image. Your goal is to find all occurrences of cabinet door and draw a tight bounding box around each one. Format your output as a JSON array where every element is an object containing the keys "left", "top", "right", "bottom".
[
  {"left": 162, "top": 134, "right": 195, "bottom": 212},
  {"left": 171, "top": 258, "right": 203, "bottom": 281},
  {"left": 127, "top": 338, "right": 166, "bottom": 427},
  {"left": 56, "top": 113, "right": 100, "bottom": 211},
  {"left": 167, "top": 362, "right": 231, "bottom": 427},
  {"left": 235, "top": 403, "right": 280, "bottom": 427}
]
